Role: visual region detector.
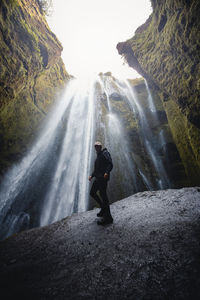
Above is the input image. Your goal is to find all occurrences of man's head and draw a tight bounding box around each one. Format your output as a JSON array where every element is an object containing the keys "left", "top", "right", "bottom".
[{"left": 94, "top": 141, "right": 102, "bottom": 153}]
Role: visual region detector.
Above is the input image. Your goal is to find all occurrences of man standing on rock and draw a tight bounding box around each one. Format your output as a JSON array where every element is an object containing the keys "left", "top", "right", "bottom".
[{"left": 89, "top": 141, "right": 113, "bottom": 225}]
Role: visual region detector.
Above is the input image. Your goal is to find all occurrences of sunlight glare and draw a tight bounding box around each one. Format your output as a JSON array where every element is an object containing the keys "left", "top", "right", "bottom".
[{"left": 47, "top": 0, "right": 152, "bottom": 79}]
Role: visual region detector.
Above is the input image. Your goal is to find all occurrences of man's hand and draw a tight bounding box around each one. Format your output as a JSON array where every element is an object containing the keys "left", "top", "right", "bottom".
[
  {"left": 88, "top": 176, "right": 93, "bottom": 181},
  {"left": 104, "top": 173, "right": 108, "bottom": 179}
]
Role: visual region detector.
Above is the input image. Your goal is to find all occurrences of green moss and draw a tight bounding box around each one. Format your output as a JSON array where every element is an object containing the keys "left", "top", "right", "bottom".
[
  {"left": 20, "top": 19, "right": 40, "bottom": 53},
  {"left": 1, "top": 0, "right": 18, "bottom": 10},
  {"left": 34, "top": 58, "right": 68, "bottom": 112},
  {"left": 164, "top": 99, "right": 200, "bottom": 185},
  {"left": 0, "top": 88, "right": 44, "bottom": 172},
  {"left": 110, "top": 98, "right": 139, "bottom": 130},
  {"left": 127, "top": 77, "right": 144, "bottom": 85},
  {"left": 125, "top": 1, "right": 200, "bottom": 111}
]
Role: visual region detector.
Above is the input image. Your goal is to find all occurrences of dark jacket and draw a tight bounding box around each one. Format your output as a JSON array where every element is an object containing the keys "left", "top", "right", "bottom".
[{"left": 92, "top": 148, "right": 113, "bottom": 180}]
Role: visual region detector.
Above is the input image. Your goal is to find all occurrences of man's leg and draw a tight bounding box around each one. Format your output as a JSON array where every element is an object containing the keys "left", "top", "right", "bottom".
[
  {"left": 90, "top": 180, "right": 103, "bottom": 209},
  {"left": 98, "top": 180, "right": 113, "bottom": 223}
]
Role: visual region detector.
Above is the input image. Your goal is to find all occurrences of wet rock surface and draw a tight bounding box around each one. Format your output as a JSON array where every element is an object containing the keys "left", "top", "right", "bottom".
[{"left": 0, "top": 187, "right": 200, "bottom": 299}]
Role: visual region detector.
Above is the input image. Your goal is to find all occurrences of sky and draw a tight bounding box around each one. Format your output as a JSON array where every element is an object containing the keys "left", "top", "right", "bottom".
[{"left": 47, "top": 0, "right": 152, "bottom": 79}]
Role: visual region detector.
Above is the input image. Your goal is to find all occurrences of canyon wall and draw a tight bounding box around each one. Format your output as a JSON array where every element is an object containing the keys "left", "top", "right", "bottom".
[
  {"left": 117, "top": 0, "right": 200, "bottom": 185},
  {"left": 0, "top": 0, "right": 70, "bottom": 174}
]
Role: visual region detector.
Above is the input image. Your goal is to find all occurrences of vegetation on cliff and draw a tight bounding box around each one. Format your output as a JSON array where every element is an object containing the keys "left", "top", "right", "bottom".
[
  {"left": 0, "top": 0, "right": 70, "bottom": 174},
  {"left": 117, "top": 0, "right": 200, "bottom": 185},
  {"left": 37, "top": 0, "right": 53, "bottom": 16}
]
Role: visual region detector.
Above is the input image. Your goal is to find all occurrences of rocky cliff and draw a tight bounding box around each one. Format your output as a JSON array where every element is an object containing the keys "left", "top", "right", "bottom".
[
  {"left": 0, "top": 0, "right": 70, "bottom": 174},
  {"left": 117, "top": 0, "right": 200, "bottom": 186}
]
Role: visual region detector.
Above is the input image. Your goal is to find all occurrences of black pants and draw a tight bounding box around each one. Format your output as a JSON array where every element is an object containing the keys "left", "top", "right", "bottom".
[{"left": 90, "top": 179, "right": 112, "bottom": 219}]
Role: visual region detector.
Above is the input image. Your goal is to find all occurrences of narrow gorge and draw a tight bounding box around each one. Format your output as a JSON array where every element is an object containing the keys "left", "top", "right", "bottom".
[
  {"left": 0, "top": 72, "right": 191, "bottom": 240},
  {"left": 0, "top": 0, "right": 200, "bottom": 299}
]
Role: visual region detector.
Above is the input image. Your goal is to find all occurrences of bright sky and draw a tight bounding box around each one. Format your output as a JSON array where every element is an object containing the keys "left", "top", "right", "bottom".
[{"left": 47, "top": 0, "right": 152, "bottom": 79}]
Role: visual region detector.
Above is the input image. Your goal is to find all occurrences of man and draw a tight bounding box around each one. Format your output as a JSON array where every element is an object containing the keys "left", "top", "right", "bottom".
[{"left": 89, "top": 141, "right": 113, "bottom": 225}]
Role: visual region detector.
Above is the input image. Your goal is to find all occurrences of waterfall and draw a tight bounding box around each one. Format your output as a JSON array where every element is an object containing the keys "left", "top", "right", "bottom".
[
  {"left": 95, "top": 76, "right": 140, "bottom": 200},
  {"left": 0, "top": 75, "right": 172, "bottom": 240},
  {"left": 40, "top": 78, "right": 95, "bottom": 225},
  {"left": 101, "top": 75, "right": 171, "bottom": 190},
  {"left": 0, "top": 78, "right": 95, "bottom": 239}
]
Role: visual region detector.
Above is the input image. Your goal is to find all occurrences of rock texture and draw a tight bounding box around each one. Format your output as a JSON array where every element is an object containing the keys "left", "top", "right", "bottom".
[
  {"left": 0, "top": 0, "right": 70, "bottom": 174},
  {"left": 0, "top": 187, "right": 200, "bottom": 299},
  {"left": 117, "top": 0, "right": 200, "bottom": 186}
]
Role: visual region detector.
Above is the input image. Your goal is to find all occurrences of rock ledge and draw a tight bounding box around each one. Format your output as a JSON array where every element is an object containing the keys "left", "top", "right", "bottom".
[{"left": 0, "top": 187, "right": 200, "bottom": 299}]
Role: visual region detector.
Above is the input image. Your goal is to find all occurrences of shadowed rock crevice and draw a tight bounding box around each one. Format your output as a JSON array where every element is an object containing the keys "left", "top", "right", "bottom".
[
  {"left": 39, "top": 42, "right": 48, "bottom": 68},
  {"left": 158, "top": 14, "right": 167, "bottom": 32}
]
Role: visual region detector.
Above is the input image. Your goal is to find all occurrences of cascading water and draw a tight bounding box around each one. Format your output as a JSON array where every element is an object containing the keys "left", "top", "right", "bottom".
[
  {"left": 40, "top": 79, "right": 95, "bottom": 226},
  {"left": 0, "top": 78, "right": 95, "bottom": 240},
  {"left": 112, "top": 77, "right": 171, "bottom": 190},
  {"left": 144, "top": 80, "right": 170, "bottom": 188},
  {"left": 0, "top": 74, "right": 172, "bottom": 240},
  {"left": 95, "top": 76, "right": 140, "bottom": 200}
]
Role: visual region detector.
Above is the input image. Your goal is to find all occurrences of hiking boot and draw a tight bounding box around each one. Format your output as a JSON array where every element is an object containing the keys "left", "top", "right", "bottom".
[
  {"left": 97, "top": 209, "right": 104, "bottom": 217},
  {"left": 97, "top": 217, "right": 113, "bottom": 226}
]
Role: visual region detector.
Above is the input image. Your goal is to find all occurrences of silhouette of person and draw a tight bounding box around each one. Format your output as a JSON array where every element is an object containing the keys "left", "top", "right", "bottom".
[{"left": 89, "top": 141, "right": 113, "bottom": 225}]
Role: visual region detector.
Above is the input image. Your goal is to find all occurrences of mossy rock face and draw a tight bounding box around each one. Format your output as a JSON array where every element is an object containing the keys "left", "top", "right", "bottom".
[
  {"left": 0, "top": 90, "right": 43, "bottom": 170},
  {"left": 0, "top": 0, "right": 70, "bottom": 174},
  {"left": 117, "top": 0, "right": 200, "bottom": 186},
  {"left": 163, "top": 98, "right": 200, "bottom": 185}
]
